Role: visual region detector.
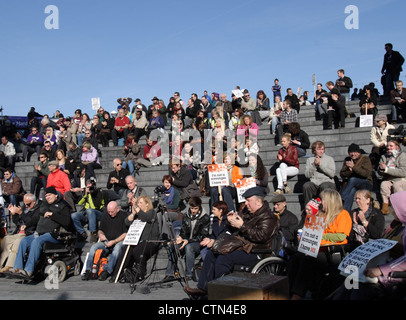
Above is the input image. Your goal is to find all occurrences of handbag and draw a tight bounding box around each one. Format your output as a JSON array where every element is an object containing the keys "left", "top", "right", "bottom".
[{"left": 211, "top": 232, "right": 244, "bottom": 255}]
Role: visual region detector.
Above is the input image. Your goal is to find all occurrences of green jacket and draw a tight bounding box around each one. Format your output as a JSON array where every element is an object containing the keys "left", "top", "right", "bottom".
[{"left": 78, "top": 188, "right": 105, "bottom": 211}]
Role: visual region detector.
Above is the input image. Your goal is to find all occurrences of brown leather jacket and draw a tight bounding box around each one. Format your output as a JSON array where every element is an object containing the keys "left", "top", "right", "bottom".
[{"left": 236, "top": 201, "right": 280, "bottom": 253}]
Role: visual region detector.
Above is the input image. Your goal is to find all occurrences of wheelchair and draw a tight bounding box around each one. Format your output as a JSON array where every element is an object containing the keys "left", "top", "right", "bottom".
[
  {"left": 232, "top": 231, "right": 289, "bottom": 276},
  {"left": 34, "top": 233, "right": 81, "bottom": 283}
]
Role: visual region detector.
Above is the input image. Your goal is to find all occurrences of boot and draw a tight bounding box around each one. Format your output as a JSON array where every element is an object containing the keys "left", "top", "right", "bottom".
[{"left": 381, "top": 202, "right": 389, "bottom": 215}]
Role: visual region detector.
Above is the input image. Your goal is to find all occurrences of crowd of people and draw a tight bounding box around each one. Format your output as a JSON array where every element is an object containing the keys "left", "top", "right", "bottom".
[{"left": 0, "top": 43, "right": 405, "bottom": 300}]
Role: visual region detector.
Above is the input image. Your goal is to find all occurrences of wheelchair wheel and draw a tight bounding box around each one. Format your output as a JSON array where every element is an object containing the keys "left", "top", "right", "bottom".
[
  {"left": 73, "top": 260, "right": 81, "bottom": 276},
  {"left": 53, "top": 260, "right": 68, "bottom": 282},
  {"left": 251, "top": 257, "right": 287, "bottom": 275}
]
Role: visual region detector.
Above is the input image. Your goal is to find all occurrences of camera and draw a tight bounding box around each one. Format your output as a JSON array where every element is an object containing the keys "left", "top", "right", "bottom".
[
  {"left": 388, "top": 125, "right": 406, "bottom": 146},
  {"left": 87, "top": 178, "right": 97, "bottom": 192},
  {"left": 154, "top": 185, "right": 166, "bottom": 194}
]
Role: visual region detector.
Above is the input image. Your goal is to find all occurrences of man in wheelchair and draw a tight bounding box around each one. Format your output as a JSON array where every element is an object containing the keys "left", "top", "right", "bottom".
[
  {"left": 7, "top": 186, "right": 74, "bottom": 280},
  {"left": 184, "top": 186, "right": 280, "bottom": 298}
]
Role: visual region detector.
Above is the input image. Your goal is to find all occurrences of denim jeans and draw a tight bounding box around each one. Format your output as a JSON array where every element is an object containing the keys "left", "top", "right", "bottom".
[
  {"left": 165, "top": 241, "right": 201, "bottom": 277},
  {"left": 71, "top": 209, "right": 102, "bottom": 234},
  {"left": 14, "top": 233, "right": 60, "bottom": 274},
  {"left": 85, "top": 241, "right": 125, "bottom": 274},
  {"left": 341, "top": 177, "right": 372, "bottom": 212},
  {"left": 122, "top": 160, "right": 136, "bottom": 175},
  {"left": 77, "top": 133, "right": 86, "bottom": 146}
]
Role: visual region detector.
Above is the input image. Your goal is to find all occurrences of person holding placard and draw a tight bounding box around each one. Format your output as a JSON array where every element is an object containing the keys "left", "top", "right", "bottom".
[
  {"left": 111, "top": 195, "right": 159, "bottom": 283},
  {"left": 333, "top": 191, "right": 406, "bottom": 300},
  {"left": 288, "top": 189, "right": 352, "bottom": 300}
]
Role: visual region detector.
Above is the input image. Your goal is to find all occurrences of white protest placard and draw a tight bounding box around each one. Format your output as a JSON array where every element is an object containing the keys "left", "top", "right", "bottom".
[
  {"left": 338, "top": 239, "right": 397, "bottom": 283},
  {"left": 91, "top": 97, "right": 101, "bottom": 111},
  {"left": 207, "top": 164, "right": 229, "bottom": 187},
  {"left": 232, "top": 89, "right": 244, "bottom": 98},
  {"left": 360, "top": 114, "right": 373, "bottom": 127},
  {"left": 298, "top": 213, "right": 326, "bottom": 258},
  {"left": 234, "top": 177, "right": 256, "bottom": 203},
  {"left": 123, "top": 220, "right": 147, "bottom": 246}
]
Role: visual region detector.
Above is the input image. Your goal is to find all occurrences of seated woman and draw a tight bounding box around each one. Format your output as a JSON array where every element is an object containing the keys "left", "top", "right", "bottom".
[
  {"left": 377, "top": 139, "right": 406, "bottom": 214},
  {"left": 55, "top": 149, "right": 69, "bottom": 175},
  {"left": 43, "top": 127, "right": 57, "bottom": 148},
  {"left": 348, "top": 189, "right": 385, "bottom": 249},
  {"left": 163, "top": 175, "right": 181, "bottom": 213},
  {"left": 236, "top": 115, "right": 259, "bottom": 137},
  {"left": 288, "top": 189, "right": 352, "bottom": 300},
  {"left": 333, "top": 191, "right": 406, "bottom": 300},
  {"left": 122, "top": 134, "right": 151, "bottom": 175},
  {"left": 81, "top": 141, "right": 102, "bottom": 181},
  {"left": 241, "top": 154, "right": 269, "bottom": 194},
  {"left": 199, "top": 201, "right": 231, "bottom": 262},
  {"left": 369, "top": 114, "right": 395, "bottom": 169},
  {"left": 209, "top": 153, "right": 243, "bottom": 212},
  {"left": 268, "top": 96, "right": 283, "bottom": 135},
  {"left": 359, "top": 85, "right": 378, "bottom": 117},
  {"left": 111, "top": 195, "right": 160, "bottom": 282},
  {"left": 274, "top": 134, "right": 299, "bottom": 195},
  {"left": 100, "top": 111, "right": 115, "bottom": 147},
  {"left": 76, "top": 113, "right": 92, "bottom": 146}
]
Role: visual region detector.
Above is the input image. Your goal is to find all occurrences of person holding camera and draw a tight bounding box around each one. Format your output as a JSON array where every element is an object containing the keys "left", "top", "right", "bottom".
[
  {"left": 71, "top": 178, "right": 105, "bottom": 243},
  {"left": 340, "top": 143, "right": 373, "bottom": 213}
]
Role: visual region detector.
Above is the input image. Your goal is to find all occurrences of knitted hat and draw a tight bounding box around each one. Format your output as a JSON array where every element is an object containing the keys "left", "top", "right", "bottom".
[
  {"left": 307, "top": 198, "right": 321, "bottom": 215},
  {"left": 44, "top": 186, "right": 58, "bottom": 195}
]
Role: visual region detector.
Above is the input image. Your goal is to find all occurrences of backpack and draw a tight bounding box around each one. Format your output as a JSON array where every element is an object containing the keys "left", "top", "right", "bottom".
[{"left": 91, "top": 249, "right": 108, "bottom": 279}]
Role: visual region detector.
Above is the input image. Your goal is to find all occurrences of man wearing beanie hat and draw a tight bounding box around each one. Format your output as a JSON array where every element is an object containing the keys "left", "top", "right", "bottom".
[
  {"left": 340, "top": 143, "right": 373, "bottom": 212},
  {"left": 10, "top": 186, "right": 73, "bottom": 279},
  {"left": 271, "top": 194, "right": 299, "bottom": 249}
]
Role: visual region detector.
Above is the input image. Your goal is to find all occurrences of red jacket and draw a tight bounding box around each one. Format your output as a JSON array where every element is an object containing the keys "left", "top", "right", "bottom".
[
  {"left": 277, "top": 144, "right": 299, "bottom": 168},
  {"left": 46, "top": 169, "right": 71, "bottom": 195}
]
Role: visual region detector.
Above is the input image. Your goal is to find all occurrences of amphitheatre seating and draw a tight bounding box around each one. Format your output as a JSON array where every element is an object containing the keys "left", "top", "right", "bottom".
[{"left": 15, "top": 100, "right": 396, "bottom": 222}]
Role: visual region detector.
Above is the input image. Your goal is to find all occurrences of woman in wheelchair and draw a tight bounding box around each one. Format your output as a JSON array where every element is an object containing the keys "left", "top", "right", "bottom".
[
  {"left": 287, "top": 189, "right": 352, "bottom": 300},
  {"left": 8, "top": 186, "right": 74, "bottom": 279}
]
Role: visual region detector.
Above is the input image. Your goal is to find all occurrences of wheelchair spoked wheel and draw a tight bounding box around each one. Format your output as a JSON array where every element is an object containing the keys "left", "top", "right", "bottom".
[
  {"left": 73, "top": 260, "right": 81, "bottom": 276},
  {"left": 52, "top": 260, "right": 68, "bottom": 282},
  {"left": 250, "top": 257, "right": 287, "bottom": 276}
]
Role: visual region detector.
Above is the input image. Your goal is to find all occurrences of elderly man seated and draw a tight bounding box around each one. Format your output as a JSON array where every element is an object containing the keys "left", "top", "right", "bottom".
[
  {"left": 7, "top": 187, "right": 73, "bottom": 279},
  {"left": 184, "top": 186, "right": 280, "bottom": 298}
]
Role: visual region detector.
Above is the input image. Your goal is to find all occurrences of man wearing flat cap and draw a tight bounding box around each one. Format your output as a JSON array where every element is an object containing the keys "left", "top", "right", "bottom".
[
  {"left": 10, "top": 186, "right": 74, "bottom": 279},
  {"left": 184, "top": 186, "right": 280, "bottom": 298},
  {"left": 46, "top": 160, "right": 71, "bottom": 196},
  {"left": 340, "top": 143, "right": 373, "bottom": 212},
  {"left": 270, "top": 194, "right": 299, "bottom": 249}
]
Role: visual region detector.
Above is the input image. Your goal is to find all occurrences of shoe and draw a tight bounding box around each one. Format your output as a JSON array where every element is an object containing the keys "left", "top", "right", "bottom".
[
  {"left": 284, "top": 185, "right": 292, "bottom": 194},
  {"left": 78, "top": 232, "right": 88, "bottom": 242},
  {"left": 81, "top": 270, "right": 92, "bottom": 281},
  {"left": 162, "top": 275, "right": 175, "bottom": 283},
  {"left": 184, "top": 286, "right": 207, "bottom": 297},
  {"left": 0, "top": 266, "right": 11, "bottom": 273},
  {"left": 12, "top": 269, "right": 32, "bottom": 280},
  {"left": 89, "top": 232, "right": 98, "bottom": 243},
  {"left": 98, "top": 270, "right": 111, "bottom": 281},
  {"left": 273, "top": 189, "right": 283, "bottom": 195}
]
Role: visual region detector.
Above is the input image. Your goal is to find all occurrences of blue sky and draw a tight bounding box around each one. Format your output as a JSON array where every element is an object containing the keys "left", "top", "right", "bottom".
[{"left": 0, "top": 0, "right": 405, "bottom": 117}]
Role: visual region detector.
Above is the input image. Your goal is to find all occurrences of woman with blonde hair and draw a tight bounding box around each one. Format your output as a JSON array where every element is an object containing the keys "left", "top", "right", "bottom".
[
  {"left": 111, "top": 195, "right": 160, "bottom": 282},
  {"left": 288, "top": 189, "right": 352, "bottom": 300}
]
